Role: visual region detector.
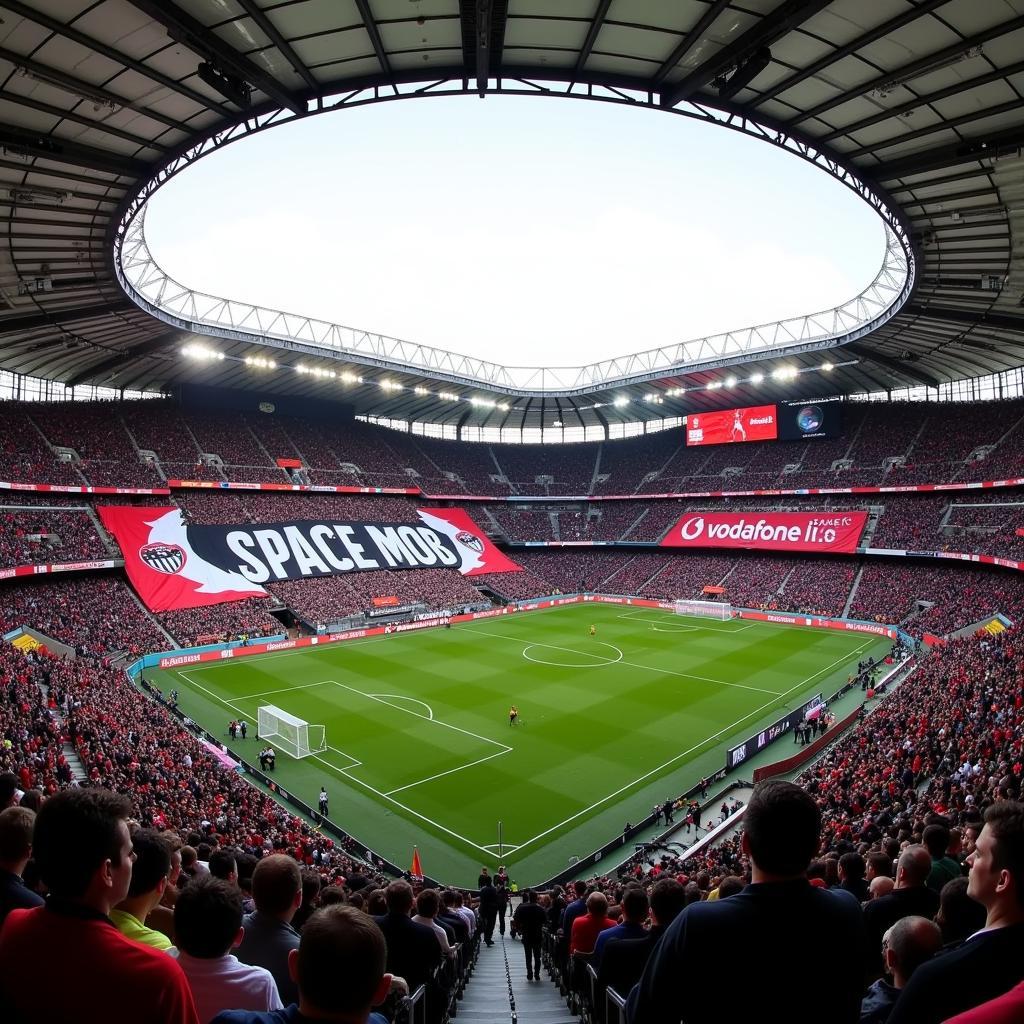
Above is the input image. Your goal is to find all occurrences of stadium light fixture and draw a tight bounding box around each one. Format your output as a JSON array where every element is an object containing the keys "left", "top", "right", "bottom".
[
  {"left": 749, "top": 372, "right": 764, "bottom": 384},
  {"left": 552, "top": 419, "right": 563, "bottom": 427},
  {"left": 380, "top": 380, "right": 403, "bottom": 392},
  {"left": 470, "top": 397, "right": 496, "bottom": 408},
  {"left": 706, "top": 381, "right": 723, "bottom": 391},
  {"left": 182, "top": 344, "right": 224, "bottom": 361},
  {"left": 340, "top": 371, "right": 362, "bottom": 384},
  {"left": 15, "top": 65, "right": 120, "bottom": 112},
  {"left": 8, "top": 186, "right": 73, "bottom": 206},
  {"left": 772, "top": 367, "right": 798, "bottom": 381},
  {"left": 497, "top": 402, "right": 510, "bottom": 411},
  {"left": 413, "top": 386, "right": 431, "bottom": 396},
  {"left": 438, "top": 391, "right": 460, "bottom": 402},
  {"left": 725, "top": 376, "right": 737, "bottom": 388},
  {"left": 822, "top": 362, "right": 834, "bottom": 372},
  {"left": 613, "top": 396, "right": 630, "bottom": 407},
  {"left": 296, "top": 365, "right": 336, "bottom": 379},
  {"left": 244, "top": 356, "right": 276, "bottom": 369}
]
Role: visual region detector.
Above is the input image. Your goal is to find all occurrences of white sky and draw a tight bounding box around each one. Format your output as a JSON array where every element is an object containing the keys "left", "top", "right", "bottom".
[{"left": 146, "top": 95, "right": 885, "bottom": 369}]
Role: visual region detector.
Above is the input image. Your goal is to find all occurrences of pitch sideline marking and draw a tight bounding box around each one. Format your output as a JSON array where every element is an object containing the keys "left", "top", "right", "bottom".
[
  {"left": 180, "top": 671, "right": 496, "bottom": 856},
  {"left": 506, "top": 638, "right": 876, "bottom": 853},
  {"left": 230, "top": 680, "right": 335, "bottom": 701},
  {"left": 330, "top": 682, "right": 511, "bottom": 753},
  {"left": 384, "top": 747, "right": 512, "bottom": 796}
]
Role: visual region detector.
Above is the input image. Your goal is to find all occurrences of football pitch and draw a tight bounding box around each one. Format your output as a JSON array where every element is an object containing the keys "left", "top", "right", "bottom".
[{"left": 156, "top": 603, "right": 887, "bottom": 884}]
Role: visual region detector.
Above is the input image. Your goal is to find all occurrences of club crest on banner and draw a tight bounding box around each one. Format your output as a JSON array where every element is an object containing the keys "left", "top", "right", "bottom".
[
  {"left": 139, "top": 542, "right": 186, "bottom": 575},
  {"left": 455, "top": 530, "right": 484, "bottom": 555}
]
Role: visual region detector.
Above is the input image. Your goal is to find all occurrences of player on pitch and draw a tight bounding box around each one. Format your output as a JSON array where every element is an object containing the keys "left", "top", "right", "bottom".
[{"left": 509, "top": 705, "right": 519, "bottom": 727}]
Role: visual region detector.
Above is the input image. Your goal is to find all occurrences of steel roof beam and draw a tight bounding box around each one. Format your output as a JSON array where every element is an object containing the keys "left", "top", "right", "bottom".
[
  {"left": 663, "top": 0, "right": 832, "bottom": 108},
  {"left": 873, "top": 128, "right": 1024, "bottom": 181},
  {"left": 0, "top": 125, "right": 148, "bottom": 178},
  {"left": 654, "top": 0, "right": 732, "bottom": 84},
  {"left": 0, "top": 88, "right": 167, "bottom": 152},
  {"left": 355, "top": 0, "right": 394, "bottom": 84},
  {"left": 790, "top": 16, "right": 1024, "bottom": 127},
  {"left": 845, "top": 342, "right": 942, "bottom": 387},
  {"left": 234, "top": 0, "right": 318, "bottom": 92},
  {"left": 0, "top": 301, "right": 135, "bottom": 335},
  {"left": 752, "top": 0, "right": 953, "bottom": 106},
  {"left": 0, "top": 47, "right": 191, "bottom": 134},
  {"left": 904, "top": 304, "right": 1024, "bottom": 333},
  {"left": 127, "top": 0, "right": 305, "bottom": 115},
  {"left": 63, "top": 330, "right": 184, "bottom": 387},
  {"left": 1, "top": 0, "right": 234, "bottom": 119},
  {"left": 819, "top": 58, "right": 1024, "bottom": 145},
  {"left": 571, "top": 0, "right": 613, "bottom": 86}
]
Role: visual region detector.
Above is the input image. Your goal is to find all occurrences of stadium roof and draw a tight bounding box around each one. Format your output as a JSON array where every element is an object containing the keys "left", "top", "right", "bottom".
[{"left": 0, "top": 0, "right": 1022, "bottom": 431}]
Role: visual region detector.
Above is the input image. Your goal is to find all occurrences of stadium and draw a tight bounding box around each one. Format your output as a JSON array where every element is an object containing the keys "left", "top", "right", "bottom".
[{"left": 0, "top": 3, "right": 1023, "bottom": 1023}]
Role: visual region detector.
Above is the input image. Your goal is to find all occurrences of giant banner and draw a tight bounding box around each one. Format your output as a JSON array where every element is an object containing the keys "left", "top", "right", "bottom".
[
  {"left": 660, "top": 510, "right": 867, "bottom": 554},
  {"left": 99, "top": 505, "right": 521, "bottom": 612}
]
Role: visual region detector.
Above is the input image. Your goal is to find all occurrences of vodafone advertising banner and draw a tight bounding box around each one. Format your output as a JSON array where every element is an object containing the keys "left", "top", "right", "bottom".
[
  {"left": 685, "top": 405, "right": 777, "bottom": 446},
  {"left": 661, "top": 511, "right": 868, "bottom": 554},
  {"left": 100, "top": 505, "right": 521, "bottom": 613}
]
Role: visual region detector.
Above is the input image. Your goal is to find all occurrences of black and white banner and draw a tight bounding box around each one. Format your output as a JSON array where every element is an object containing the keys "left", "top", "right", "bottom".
[{"left": 99, "top": 505, "right": 521, "bottom": 612}]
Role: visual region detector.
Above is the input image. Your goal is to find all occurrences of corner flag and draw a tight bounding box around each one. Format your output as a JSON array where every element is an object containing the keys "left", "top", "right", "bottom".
[{"left": 411, "top": 847, "right": 423, "bottom": 878}]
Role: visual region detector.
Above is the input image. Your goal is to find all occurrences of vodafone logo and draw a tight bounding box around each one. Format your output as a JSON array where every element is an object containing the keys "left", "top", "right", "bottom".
[{"left": 679, "top": 516, "right": 705, "bottom": 541}]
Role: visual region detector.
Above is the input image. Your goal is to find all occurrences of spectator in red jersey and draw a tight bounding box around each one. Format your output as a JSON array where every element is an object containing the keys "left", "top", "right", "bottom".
[
  {"left": 569, "top": 890, "right": 616, "bottom": 955},
  {"left": 0, "top": 788, "right": 199, "bottom": 1024}
]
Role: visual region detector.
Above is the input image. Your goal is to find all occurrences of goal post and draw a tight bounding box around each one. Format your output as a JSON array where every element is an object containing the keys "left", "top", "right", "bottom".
[
  {"left": 673, "top": 599, "right": 735, "bottom": 621},
  {"left": 257, "top": 704, "right": 327, "bottom": 759}
]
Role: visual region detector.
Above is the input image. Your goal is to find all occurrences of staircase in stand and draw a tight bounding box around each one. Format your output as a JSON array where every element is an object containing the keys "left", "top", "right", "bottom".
[
  {"left": 458, "top": 933, "right": 575, "bottom": 1024},
  {"left": 842, "top": 565, "right": 866, "bottom": 619}
]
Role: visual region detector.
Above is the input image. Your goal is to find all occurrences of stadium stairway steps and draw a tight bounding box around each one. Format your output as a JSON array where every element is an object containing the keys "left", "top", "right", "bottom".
[
  {"left": 33, "top": 679, "right": 88, "bottom": 783},
  {"left": 842, "top": 565, "right": 866, "bottom": 619},
  {"left": 457, "top": 932, "right": 575, "bottom": 1024}
]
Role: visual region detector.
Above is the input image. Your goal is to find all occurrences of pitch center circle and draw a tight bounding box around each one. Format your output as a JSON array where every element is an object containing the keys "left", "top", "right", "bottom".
[{"left": 522, "top": 642, "right": 623, "bottom": 668}]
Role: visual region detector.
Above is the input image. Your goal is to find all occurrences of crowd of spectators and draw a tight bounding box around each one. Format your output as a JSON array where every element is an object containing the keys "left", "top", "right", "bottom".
[
  {"left": 7, "top": 398, "right": 1024, "bottom": 501},
  {"left": 0, "top": 576, "right": 170, "bottom": 657},
  {"left": 156, "top": 600, "right": 285, "bottom": 649},
  {"left": 0, "top": 403, "right": 85, "bottom": 486},
  {"left": 0, "top": 646, "right": 72, "bottom": 793},
  {"left": 779, "top": 557, "right": 859, "bottom": 616},
  {"left": 268, "top": 567, "right": 485, "bottom": 627},
  {"left": 0, "top": 507, "right": 108, "bottom": 567},
  {"left": 512, "top": 551, "right": 635, "bottom": 593},
  {"left": 851, "top": 563, "right": 1024, "bottom": 635}
]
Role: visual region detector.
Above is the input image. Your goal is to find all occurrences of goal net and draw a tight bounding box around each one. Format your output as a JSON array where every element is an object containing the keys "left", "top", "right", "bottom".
[
  {"left": 673, "top": 599, "right": 735, "bottom": 621},
  {"left": 257, "top": 704, "right": 327, "bottom": 759}
]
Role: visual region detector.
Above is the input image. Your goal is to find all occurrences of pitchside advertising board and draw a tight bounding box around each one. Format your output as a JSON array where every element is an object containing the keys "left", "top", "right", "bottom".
[
  {"left": 661, "top": 510, "right": 868, "bottom": 555},
  {"left": 684, "top": 398, "right": 842, "bottom": 446},
  {"left": 99, "top": 505, "right": 522, "bottom": 613}
]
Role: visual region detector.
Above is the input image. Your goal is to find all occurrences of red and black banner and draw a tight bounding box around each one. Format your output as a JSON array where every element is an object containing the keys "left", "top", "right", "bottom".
[
  {"left": 99, "top": 505, "right": 521, "bottom": 612},
  {"left": 660, "top": 510, "right": 867, "bottom": 554}
]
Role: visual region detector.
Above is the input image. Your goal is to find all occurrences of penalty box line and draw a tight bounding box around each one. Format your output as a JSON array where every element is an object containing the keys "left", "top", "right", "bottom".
[
  {"left": 227, "top": 678, "right": 514, "bottom": 790},
  {"left": 506, "top": 637, "right": 875, "bottom": 855},
  {"left": 179, "top": 671, "right": 509, "bottom": 856},
  {"left": 616, "top": 609, "right": 753, "bottom": 633}
]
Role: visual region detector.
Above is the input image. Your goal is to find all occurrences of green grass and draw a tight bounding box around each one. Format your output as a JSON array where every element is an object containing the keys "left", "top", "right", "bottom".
[{"left": 155, "top": 603, "right": 887, "bottom": 885}]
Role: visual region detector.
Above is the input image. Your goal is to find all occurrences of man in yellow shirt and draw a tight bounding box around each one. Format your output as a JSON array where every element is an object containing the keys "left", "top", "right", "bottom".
[{"left": 110, "top": 828, "right": 174, "bottom": 951}]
